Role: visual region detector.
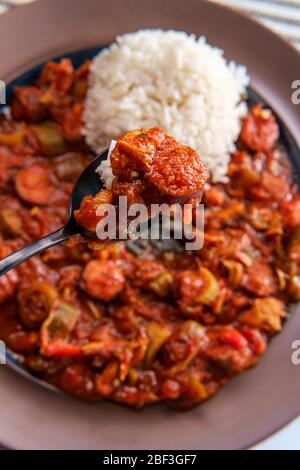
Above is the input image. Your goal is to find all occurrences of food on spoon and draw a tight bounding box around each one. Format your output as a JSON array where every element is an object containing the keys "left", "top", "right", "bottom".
[{"left": 75, "top": 127, "right": 209, "bottom": 234}]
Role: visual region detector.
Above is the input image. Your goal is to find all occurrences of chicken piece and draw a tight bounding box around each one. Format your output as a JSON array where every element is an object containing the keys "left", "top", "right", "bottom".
[
  {"left": 37, "top": 59, "right": 74, "bottom": 96},
  {"left": 0, "top": 207, "right": 23, "bottom": 237},
  {"left": 133, "top": 260, "right": 166, "bottom": 289},
  {"left": 238, "top": 297, "right": 286, "bottom": 333},
  {"left": 205, "top": 326, "right": 260, "bottom": 375},
  {"left": 131, "top": 260, "right": 173, "bottom": 298},
  {"left": 177, "top": 268, "right": 219, "bottom": 317},
  {"left": 242, "top": 261, "right": 278, "bottom": 297},
  {"left": 110, "top": 128, "right": 165, "bottom": 177},
  {"left": 240, "top": 104, "right": 279, "bottom": 152},
  {"left": 11, "top": 86, "right": 48, "bottom": 123},
  {"left": 158, "top": 321, "right": 208, "bottom": 374},
  {"left": 62, "top": 103, "right": 84, "bottom": 142}
]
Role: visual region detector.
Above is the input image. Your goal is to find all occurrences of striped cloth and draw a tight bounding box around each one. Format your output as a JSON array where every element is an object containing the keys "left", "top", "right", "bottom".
[
  {"left": 0, "top": 0, "right": 300, "bottom": 51},
  {"left": 211, "top": 0, "right": 300, "bottom": 50},
  {"left": 0, "top": 0, "right": 34, "bottom": 14}
]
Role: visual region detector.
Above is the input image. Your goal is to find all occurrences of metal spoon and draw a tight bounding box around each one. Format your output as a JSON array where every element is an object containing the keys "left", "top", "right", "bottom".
[{"left": 0, "top": 149, "right": 109, "bottom": 277}]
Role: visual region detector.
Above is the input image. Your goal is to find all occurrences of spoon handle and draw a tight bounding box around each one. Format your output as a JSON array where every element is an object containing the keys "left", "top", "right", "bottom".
[{"left": 0, "top": 226, "right": 71, "bottom": 277}]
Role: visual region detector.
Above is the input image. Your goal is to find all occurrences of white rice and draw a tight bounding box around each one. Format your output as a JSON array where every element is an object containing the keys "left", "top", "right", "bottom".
[
  {"left": 96, "top": 139, "right": 116, "bottom": 190},
  {"left": 83, "top": 29, "right": 249, "bottom": 183}
]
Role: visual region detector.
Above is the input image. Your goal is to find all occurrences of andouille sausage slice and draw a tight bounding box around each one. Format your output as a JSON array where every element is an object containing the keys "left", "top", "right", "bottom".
[
  {"left": 15, "top": 163, "right": 67, "bottom": 206},
  {"left": 146, "top": 143, "right": 209, "bottom": 202}
]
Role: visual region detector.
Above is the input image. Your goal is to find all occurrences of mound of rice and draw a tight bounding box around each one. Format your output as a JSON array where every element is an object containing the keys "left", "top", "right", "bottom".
[{"left": 83, "top": 29, "right": 249, "bottom": 182}]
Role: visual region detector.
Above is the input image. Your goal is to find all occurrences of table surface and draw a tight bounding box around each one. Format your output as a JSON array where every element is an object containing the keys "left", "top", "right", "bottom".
[{"left": 0, "top": 0, "right": 300, "bottom": 451}]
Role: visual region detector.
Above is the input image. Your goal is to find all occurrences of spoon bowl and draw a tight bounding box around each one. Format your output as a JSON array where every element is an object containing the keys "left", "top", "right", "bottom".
[
  {"left": 0, "top": 150, "right": 108, "bottom": 277},
  {"left": 69, "top": 149, "right": 109, "bottom": 216}
]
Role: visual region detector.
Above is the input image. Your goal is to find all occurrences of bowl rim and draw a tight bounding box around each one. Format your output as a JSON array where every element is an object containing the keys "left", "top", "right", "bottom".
[{"left": 1, "top": 0, "right": 300, "bottom": 451}]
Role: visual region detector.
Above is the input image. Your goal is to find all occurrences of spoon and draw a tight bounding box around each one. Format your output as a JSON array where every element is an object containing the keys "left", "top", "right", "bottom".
[{"left": 0, "top": 149, "right": 109, "bottom": 277}]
